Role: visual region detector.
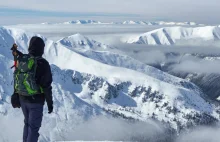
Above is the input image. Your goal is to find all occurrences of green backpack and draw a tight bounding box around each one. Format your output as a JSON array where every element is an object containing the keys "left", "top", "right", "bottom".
[{"left": 14, "top": 54, "right": 43, "bottom": 96}]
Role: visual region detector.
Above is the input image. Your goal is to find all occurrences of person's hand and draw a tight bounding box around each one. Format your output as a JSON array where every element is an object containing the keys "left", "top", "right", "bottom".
[
  {"left": 11, "top": 44, "right": 18, "bottom": 51},
  {"left": 12, "top": 44, "right": 18, "bottom": 49},
  {"left": 48, "top": 105, "right": 53, "bottom": 114},
  {"left": 11, "top": 93, "right": 21, "bottom": 108}
]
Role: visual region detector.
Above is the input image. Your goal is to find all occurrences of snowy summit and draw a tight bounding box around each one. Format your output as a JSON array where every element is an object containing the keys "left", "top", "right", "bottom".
[{"left": 126, "top": 26, "right": 220, "bottom": 45}]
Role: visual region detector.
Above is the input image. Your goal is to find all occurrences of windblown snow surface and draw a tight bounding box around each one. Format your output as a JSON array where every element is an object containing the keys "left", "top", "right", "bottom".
[
  {"left": 126, "top": 26, "right": 220, "bottom": 45},
  {"left": 0, "top": 27, "right": 220, "bottom": 142}
]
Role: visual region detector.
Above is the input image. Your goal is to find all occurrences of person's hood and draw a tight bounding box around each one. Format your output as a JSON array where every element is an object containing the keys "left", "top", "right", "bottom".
[{"left": 28, "top": 36, "right": 45, "bottom": 57}]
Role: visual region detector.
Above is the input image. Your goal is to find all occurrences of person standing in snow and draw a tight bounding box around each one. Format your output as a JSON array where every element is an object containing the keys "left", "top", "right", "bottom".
[{"left": 11, "top": 37, "right": 53, "bottom": 142}]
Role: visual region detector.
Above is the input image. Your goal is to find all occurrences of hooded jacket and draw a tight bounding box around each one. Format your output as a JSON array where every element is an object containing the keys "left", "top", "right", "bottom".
[{"left": 19, "top": 37, "right": 53, "bottom": 107}]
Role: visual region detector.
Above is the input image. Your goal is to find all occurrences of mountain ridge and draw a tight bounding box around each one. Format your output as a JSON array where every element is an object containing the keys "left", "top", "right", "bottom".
[
  {"left": 0, "top": 26, "right": 219, "bottom": 141},
  {"left": 126, "top": 26, "right": 220, "bottom": 45},
  {"left": 40, "top": 20, "right": 203, "bottom": 26}
]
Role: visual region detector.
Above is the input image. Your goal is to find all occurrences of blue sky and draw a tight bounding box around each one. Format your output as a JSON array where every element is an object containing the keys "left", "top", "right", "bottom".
[
  {"left": 0, "top": 6, "right": 143, "bottom": 25},
  {"left": 0, "top": 7, "right": 137, "bottom": 17},
  {"left": 0, "top": 0, "right": 219, "bottom": 25}
]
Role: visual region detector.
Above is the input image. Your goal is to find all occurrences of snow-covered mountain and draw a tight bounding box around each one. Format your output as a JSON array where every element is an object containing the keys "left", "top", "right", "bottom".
[
  {"left": 63, "top": 20, "right": 102, "bottom": 24},
  {"left": 41, "top": 20, "right": 202, "bottom": 26},
  {"left": 55, "top": 35, "right": 185, "bottom": 86},
  {"left": 122, "top": 21, "right": 148, "bottom": 25},
  {"left": 158, "top": 53, "right": 220, "bottom": 100},
  {"left": 126, "top": 26, "right": 220, "bottom": 45},
  {"left": 56, "top": 33, "right": 112, "bottom": 50},
  {"left": 43, "top": 32, "right": 220, "bottom": 132},
  {"left": 153, "top": 21, "right": 198, "bottom": 26},
  {"left": 0, "top": 27, "right": 106, "bottom": 141},
  {"left": 121, "top": 21, "right": 199, "bottom": 26},
  {"left": 0, "top": 26, "right": 219, "bottom": 141}
]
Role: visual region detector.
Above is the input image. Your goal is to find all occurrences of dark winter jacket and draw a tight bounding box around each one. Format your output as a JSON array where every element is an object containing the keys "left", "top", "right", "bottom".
[{"left": 18, "top": 37, "right": 53, "bottom": 108}]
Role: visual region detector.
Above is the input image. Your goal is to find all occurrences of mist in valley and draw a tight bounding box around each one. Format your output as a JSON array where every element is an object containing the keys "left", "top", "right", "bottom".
[{"left": 1, "top": 24, "right": 220, "bottom": 142}]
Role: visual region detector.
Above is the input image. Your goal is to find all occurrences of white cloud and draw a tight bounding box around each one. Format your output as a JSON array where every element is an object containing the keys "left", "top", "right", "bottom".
[
  {"left": 177, "top": 126, "right": 220, "bottom": 142},
  {"left": 60, "top": 116, "right": 168, "bottom": 141}
]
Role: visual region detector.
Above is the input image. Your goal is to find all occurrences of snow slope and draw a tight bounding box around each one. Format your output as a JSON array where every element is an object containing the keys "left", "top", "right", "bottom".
[
  {"left": 0, "top": 26, "right": 219, "bottom": 141},
  {"left": 56, "top": 34, "right": 112, "bottom": 50},
  {"left": 126, "top": 26, "right": 220, "bottom": 45},
  {"left": 55, "top": 34, "right": 192, "bottom": 88},
  {"left": 56, "top": 34, "right": 186, "bottom": 86},
  {"left": 45, "top": 31, "right": 220, "bottom": 130},
  {"left": 0, "top": 27, "right": 105, "bottom": 142}
]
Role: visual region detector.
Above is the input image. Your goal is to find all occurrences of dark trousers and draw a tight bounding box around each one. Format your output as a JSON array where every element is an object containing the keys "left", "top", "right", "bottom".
[{"left": 20, "top": 99, "right": 43, "bottom": 142}]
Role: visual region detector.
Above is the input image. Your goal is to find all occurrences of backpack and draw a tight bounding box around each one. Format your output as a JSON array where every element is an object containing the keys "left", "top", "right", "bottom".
[{"left": 14, "top": 54, "right": 43, "bottom": 96}]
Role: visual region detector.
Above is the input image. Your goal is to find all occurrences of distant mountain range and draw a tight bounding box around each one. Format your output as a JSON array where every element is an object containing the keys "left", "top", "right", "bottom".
[
  {"left": 41, "top": 20, "right": 203, "bottom": 26},
  {"left": 126, "top": 26, "right": 220, "bottom": 45}
]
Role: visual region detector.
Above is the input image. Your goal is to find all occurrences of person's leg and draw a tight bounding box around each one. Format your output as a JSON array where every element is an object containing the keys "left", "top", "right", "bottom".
[
  {"left": 20, "top": 100, "right": 29, "bottom": 142},
  {"left": 27, "top": 103, "right": 43, "bottom": 142}
]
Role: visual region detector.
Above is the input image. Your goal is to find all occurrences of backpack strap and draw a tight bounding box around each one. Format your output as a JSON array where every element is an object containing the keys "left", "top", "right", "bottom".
[
  {"left": 33, "top": 56, "right": 45, "bottom": 93},
  {"left": 35, "top": 56, "right": 43, "bottom": 60},
  {"left": 32, "top": 56, "right": 43, "bottom": 77}
]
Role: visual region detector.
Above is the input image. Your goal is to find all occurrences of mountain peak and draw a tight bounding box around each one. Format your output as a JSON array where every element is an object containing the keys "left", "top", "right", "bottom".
[
  {"left": 39, "top": 20, "right": 202, "bottom": 26},
  {"left": 56, "top": 34, "right": 110, "bottom": 50},
  {"left": 126, "top": 26, "right": 220, "bottom": 45},
  {"left": 0, "top": 26, "right": 219, "bottom": 141},
  {"left": 63, "top": 20, "right": 102, "bottom": 24}
]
